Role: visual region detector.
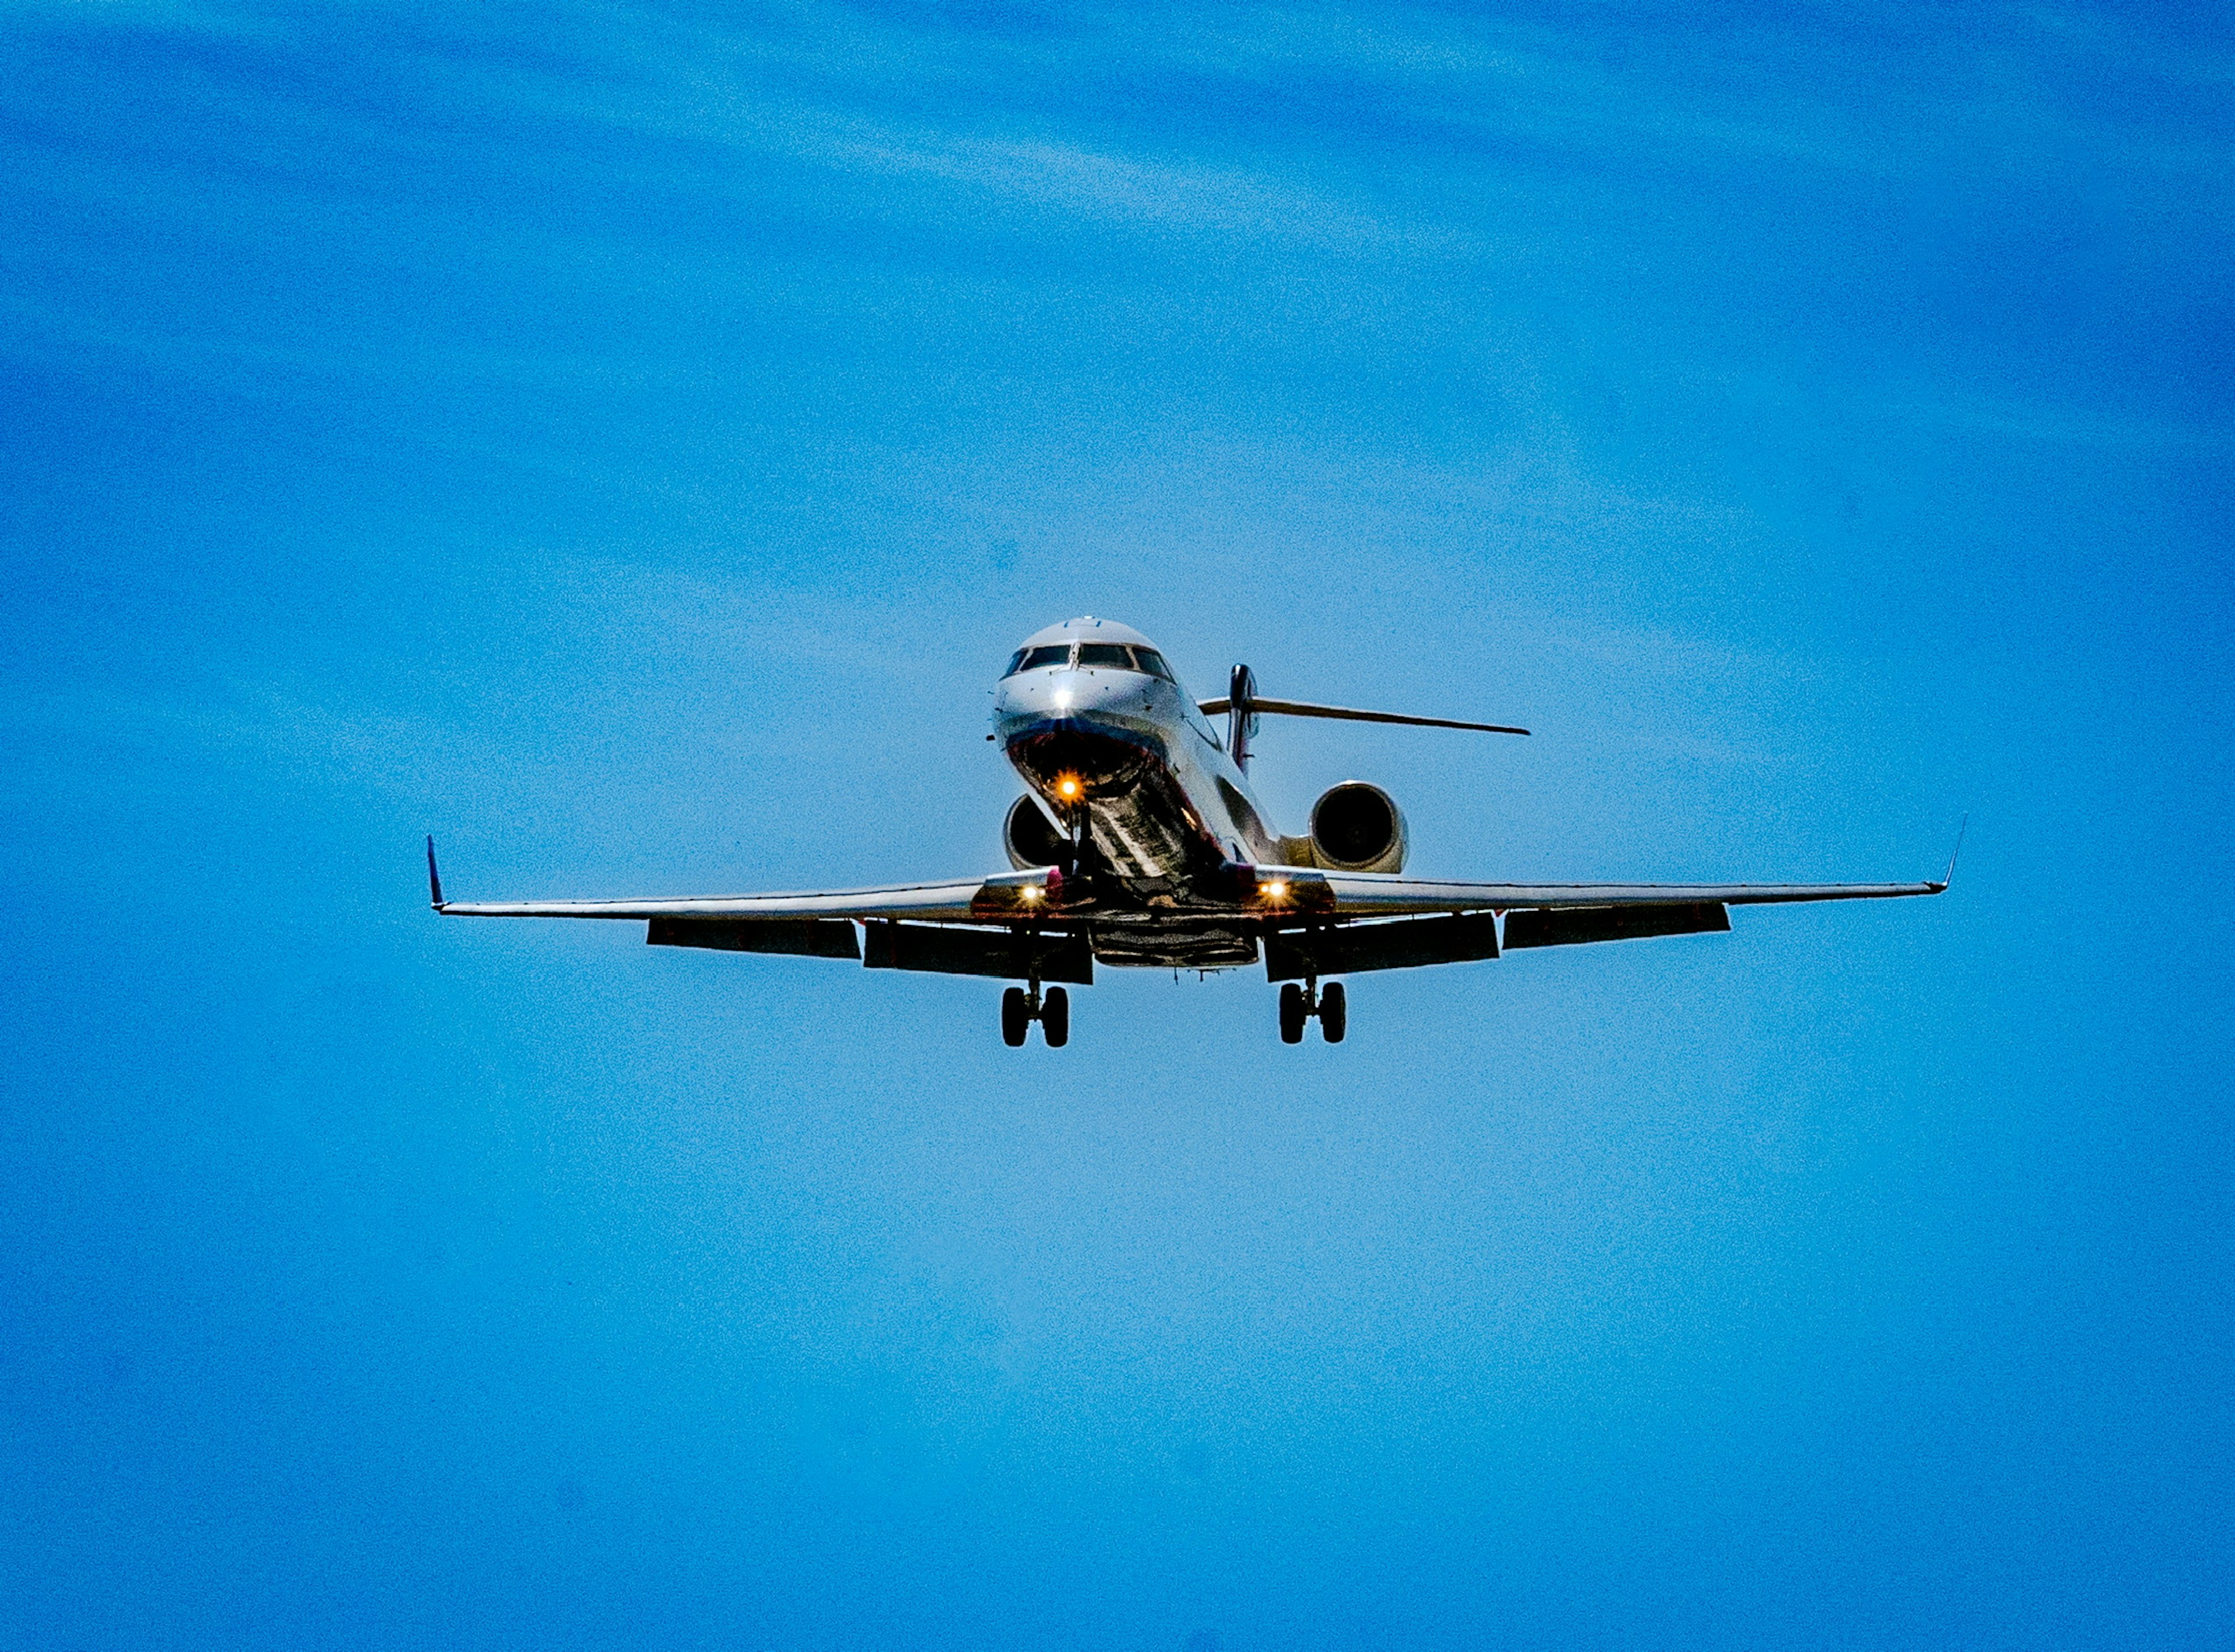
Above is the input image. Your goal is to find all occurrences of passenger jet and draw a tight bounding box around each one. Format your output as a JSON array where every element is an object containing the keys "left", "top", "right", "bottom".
[{"left": 429, "top": 616, "right": 1952, "bottom": 1044}]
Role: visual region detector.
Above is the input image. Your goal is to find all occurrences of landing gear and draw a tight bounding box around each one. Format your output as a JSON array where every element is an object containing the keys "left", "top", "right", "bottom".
[
  {"left": 1319, "top": 980, "right": 1346, "bottom": 1044},
  {"left": 1278, "top": 979, "right": 1347, "bottom": 1044},
  {"left": 1000, "top": 981, "right": 1069, "bottom": 1047}
]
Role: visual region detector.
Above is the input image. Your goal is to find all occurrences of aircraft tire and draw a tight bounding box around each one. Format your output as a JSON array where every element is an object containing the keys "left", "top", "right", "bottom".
[
  {"left": 1041, "top": 986, "right": 1070, "bottom": 1047},
  {"left": 1001, "top": 987, "right": 1030, "bottom": 1047},
  {"left": 1319, "top": 981, "right": 1346, "bottom": 1043},
  {"left": 1279, "top": 983, "right": 1307, "bottom": 1044}
]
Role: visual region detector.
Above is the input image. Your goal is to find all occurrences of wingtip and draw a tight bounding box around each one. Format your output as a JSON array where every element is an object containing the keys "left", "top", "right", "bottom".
[
  {"left": 1940, "top": 814, "right": 1968, "bottom": 891},
  {"left": 426, "top": 835, "right": 445, "bottom": 910}
]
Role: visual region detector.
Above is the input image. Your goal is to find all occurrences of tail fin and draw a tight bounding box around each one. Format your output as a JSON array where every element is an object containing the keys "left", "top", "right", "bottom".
[{"left": 1226, "top": 665, "right": 1260, "bottom": 766}]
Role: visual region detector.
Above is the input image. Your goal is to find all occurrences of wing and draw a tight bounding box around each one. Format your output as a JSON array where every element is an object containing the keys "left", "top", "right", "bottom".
[
  {"left": 1288, "top": 819, "right": 1964, "bottom": 920},
  {"left": 1255, "top": 866, "right": 1949, "bottom": 978},
  {"left": 426, "top": 839, "right": 1056, "bottom": 924},
  {"left": 1307, "top": 873, "right": 1947, "bottom": 918}
]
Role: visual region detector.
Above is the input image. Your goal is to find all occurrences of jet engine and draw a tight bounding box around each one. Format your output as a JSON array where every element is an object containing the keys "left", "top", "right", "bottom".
[
  {"left": 1003, "top": 794, "right": 1068, "bottom": 871},
  {"left": 1308, "top": 781, "right": 1407, "bottom": 873}
]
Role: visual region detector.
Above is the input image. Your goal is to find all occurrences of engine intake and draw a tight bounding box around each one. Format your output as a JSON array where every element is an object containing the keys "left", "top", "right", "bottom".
[
  {"left": 1003, "top": 794, "right": 1068, "bottom": 870},
  {"left": 1309, "top": 781, "right": 1407, "bottom": 873}
]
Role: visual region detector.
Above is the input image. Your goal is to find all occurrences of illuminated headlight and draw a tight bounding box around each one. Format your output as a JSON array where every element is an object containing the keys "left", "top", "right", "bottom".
[
  {"left": 1021, "top": 887, "right": 1042, "bottom": 903},
  {"left": 1263, "top": 881, "right": 1289, "bottom": 902},
  {"left": 1056, "top": 775, "right": 1082, "bottom": 800}
]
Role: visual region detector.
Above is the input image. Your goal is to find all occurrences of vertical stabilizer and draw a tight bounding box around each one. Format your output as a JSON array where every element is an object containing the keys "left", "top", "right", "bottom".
[{"left": 1228, "top": 664, "right": 1258, "bottom": 767}]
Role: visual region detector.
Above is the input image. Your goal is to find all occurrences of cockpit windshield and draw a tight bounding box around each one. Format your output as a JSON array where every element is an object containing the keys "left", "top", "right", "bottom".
[{"left": 1002, "top": 641, "right": 1178, "bottom": 680}]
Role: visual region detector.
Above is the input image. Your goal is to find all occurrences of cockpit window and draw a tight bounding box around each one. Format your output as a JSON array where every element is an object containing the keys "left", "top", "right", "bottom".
[
  {"left": 1005, "top": 640, "right": 1173, "bottom": 678},
  {"left": 1006, "top": 644, "right": 1072, "bottom": 675}
]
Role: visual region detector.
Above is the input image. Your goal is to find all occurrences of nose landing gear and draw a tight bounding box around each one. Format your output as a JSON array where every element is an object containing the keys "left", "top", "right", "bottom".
[
  {"left": 1278, "top": 979, "right": 1346, "bottom": 1044},
  {"left": 1001, "top": 982, "right": 1070, "bottom": 1047}
]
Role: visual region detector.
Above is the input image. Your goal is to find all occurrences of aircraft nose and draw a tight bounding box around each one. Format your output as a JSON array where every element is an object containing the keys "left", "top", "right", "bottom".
[
  {"left": 993, "top": 667, "right": 1162, "bottom": 765},
  {"left": 998, "top": 667, "right": 1141, "bottom": 721},
  {"left": 1044, "top": 671, "right": 1116, "bottom": 715}
]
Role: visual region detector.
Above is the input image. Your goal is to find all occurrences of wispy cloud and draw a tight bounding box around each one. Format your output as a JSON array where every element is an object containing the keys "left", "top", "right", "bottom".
[
  {"left": 1900, "top": 392, "right": 2235, "bottom": 455},
  {"left": 736, "top": 107, "right": 1430, "bottom": 250}
]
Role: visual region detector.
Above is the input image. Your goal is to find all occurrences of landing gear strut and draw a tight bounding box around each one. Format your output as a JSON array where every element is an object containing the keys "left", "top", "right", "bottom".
[
  {"left": 1279, "top": 978, "right": 1346, "bottom": 1044},
  {"left": 1001, "top": 981, "right": 1069, "bottom": 1047}
]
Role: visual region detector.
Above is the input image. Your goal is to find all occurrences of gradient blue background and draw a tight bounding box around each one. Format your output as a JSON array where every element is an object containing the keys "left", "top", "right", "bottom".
[{"left": 4, "top": 4, "right": 2230, "bottom": 1647}]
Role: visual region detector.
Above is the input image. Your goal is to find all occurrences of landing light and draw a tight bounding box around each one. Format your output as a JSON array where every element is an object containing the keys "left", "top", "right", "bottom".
[
  {"left": 1264, "top": 881, "right": 1290, "bottom": 902},
  {"left": 1021, "top": 887, "right": 1042, "bottom": 903},
  {"left": 1056, "top": 775, "right": 1082, "bottom": 800}
]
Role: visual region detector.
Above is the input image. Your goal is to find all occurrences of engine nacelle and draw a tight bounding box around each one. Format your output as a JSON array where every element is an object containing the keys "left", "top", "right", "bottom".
[
  {"left": 1003, "top": 794, "right": 1068, "bottom": 870},
  {"left": 1308, "top": 781, "right": 1407, "bottom": 873}
]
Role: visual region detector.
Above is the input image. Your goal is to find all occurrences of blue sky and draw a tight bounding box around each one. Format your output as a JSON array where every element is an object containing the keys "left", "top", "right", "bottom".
[{"left": 3, "top": 3, "right": 2230, "bottom": 1647}]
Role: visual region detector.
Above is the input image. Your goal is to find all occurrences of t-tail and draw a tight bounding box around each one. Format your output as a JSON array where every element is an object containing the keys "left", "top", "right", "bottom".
[{"left": 1200, "top": 669, "right": 1529, "bottom": 768}]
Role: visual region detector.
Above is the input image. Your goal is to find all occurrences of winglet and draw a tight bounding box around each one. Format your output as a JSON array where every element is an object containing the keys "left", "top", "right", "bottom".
[
  {"left": 1931, "top": 815, "right": 1968, "bottom": 892},
  {"left": 426, "top": 835, "right": 446, "bottom": 910}
]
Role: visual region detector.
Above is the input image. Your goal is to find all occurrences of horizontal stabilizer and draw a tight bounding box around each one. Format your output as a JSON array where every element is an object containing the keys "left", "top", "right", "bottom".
[{"left": 1196, "top": 697, "right": 1527, "bottom": 736}]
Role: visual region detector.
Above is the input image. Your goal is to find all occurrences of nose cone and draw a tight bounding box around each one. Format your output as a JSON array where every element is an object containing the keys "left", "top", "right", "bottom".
[
  {"left": 995, "top": 667, "right": 1166, "bottom": 797},
  {"left": 995, "top": 665, "right": 1157, "bottom": 732}
]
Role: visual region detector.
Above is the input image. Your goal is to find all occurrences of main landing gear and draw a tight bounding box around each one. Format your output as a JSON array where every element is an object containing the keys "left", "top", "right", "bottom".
[
  {"left": 1001, "top": 983, "right": 1069, "bottom": 1048},
  {"left": 1279, "top": 979, "right": 1346, "bottom": 1044}
]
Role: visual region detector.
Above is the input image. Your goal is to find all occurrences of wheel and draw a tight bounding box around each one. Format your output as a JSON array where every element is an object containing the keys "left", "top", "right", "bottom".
[
  {"left": 1319, "top": 980, "right": 1346, "bottom": 1044},
  {"left": 1279, "top": 982, "right": 1307, "bottom": 1044},
  {"left": 1041, "top": 985, "right": 1070, "bottom": 1047},
  {"left": 1001, "top": 986, "right": 1030, "bottom": 1047}
]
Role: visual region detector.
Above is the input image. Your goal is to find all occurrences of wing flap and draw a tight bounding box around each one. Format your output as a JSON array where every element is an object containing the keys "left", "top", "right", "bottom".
[
  {"left": 1264, "top": 913, "right": 1502, "bottom": 980},
  {"left": 863, "top": 921, "right": 1093, "bottom": 983},
  {"left": 1503, "top": 901, "right": 1730, "bottom": 949},
  {"left": 647, "top": 917, "right": 862, "bottom": 959}
]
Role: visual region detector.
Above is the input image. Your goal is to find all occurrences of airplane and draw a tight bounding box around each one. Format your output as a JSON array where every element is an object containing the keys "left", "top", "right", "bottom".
[{"left": 428, "top": 615, "right": 1955, "bottom": 1045}]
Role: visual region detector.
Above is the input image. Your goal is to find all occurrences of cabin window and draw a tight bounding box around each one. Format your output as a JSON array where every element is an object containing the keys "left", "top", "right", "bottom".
[
  {"left": 1006, "top": 644, "right": 1072, "bottom": 675},
  {"left": 1076, "top": 643, "right": 1134, "bottom": 669}
]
